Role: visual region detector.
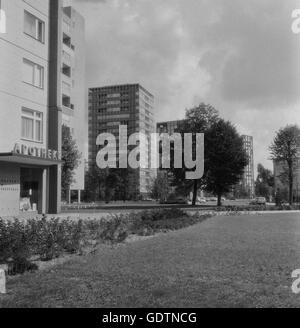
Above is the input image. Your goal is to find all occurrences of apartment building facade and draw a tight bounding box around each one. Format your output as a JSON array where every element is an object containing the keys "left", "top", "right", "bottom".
[
  {"left": 241, "top": 135, "right": 255, "bottom": 197},
  {"left": 233, "top": 135, "right": 255, "bottom": 198},
  {"left": 88, "top": 84, "right": 156, "bottom": 198},
  {"left": 61, "top": 4, "right": 86, "bottom": 202},
  {"left": 0, "top": 0, "right": 86, "bottom": 216}
]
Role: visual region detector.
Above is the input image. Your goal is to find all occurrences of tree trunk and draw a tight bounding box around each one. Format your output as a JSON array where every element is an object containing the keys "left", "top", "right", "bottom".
[
  {"left": 192, "top": 180, "right": 198, "bottom": 205},
  {"left": 67, "top": 189, "right": 71, "bottom": 204},
  {"left": 288, "top": 163, "right": 293, "bottom": 205},
  {"left": 217, "top": 193, "right": 222, "bottom": 207}
]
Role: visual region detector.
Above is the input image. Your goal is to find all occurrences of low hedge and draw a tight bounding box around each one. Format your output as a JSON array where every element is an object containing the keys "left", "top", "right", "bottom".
[
  {"left": 0, "top": 208, "right": 212, "bottom": 275},
  {"left": 208, "top": 204, "right": 300, "bottom": 212}
]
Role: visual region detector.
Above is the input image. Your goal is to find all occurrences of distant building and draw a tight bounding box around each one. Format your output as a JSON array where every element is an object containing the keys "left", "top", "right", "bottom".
[
  {"left": 234, "top": 135, "right": 255, "bottom": 198},
  {"left": 61, "top": 5, "right": 87, "bottom": 203},
  {"left": 88, "top": 84, "right": 156, "bottom": 199},
  {"left": 157, "top": 120, "right": 186, "bottom": 135}
]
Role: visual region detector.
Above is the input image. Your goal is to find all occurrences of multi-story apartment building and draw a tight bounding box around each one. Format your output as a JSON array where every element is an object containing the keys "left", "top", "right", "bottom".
[
  {"left": 61, "top": 4, "right": 86, "bottom": 203},
  {"left": 235, "top": 135, "right": 255, "bottom": 198},
  {"left": 88, "top": 84, "right": 156, "bottom": 198},
  {"left": 0, "top": 0, "right": 86, "bottom": 216},
  {"left": 0, "top": 0, "right": 63, "bottom": 216}
]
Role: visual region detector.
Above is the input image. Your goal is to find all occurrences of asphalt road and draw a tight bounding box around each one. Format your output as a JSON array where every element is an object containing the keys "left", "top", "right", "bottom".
[{"left": 1, "top": 212, "right": 300, "bottom": 307}]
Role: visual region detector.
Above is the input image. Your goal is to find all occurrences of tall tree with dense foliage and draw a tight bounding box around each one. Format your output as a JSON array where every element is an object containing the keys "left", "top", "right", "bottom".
[
  {"left": 170, "top": 103, "right": 220, "bottom": 205},
  {"left": 85, "top": 167, "right": 137, "bottom": 202},
  {"left": 61, "top": 125, "right": 81, "bottom": 201},
  {"left": 85, "top": 166, "right": 106, "bottom": 202},
  {"left": 270, "top": 125, "right": 300, "bottom": 205},
  {"left": 204, "top": 119, "right": 248, "bottom": 206},
  {"left": 255, "top": 164, "right": 274, "bottom": 200},
  {"left": 149, "top": 171, "right": 171, "bottom": 202}
]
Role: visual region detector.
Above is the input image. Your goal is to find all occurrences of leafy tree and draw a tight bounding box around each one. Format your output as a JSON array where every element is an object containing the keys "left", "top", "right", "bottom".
[
  {"left": 85, "top": 167, "right": 137, "bottom": 202},
  {"left": 270, "top": 125, "right": 300, "bottom": 205},
  {"left": 61, "top": 125, "right": 81, "bottom": 201},
  {"left": 255, "top": 163, "right": 274, "bottom": 200},
  {"left": 85, "top": 166, "right": 106, "bottom": 202},
  {"left": 169, "top": 103, "right": 220, "bottom": 205},
  {"left": 149, "top": 171, "right": 171, "bottom": 202},
  {"left": 204, "top": 119, "right": 248, "bottom": 206},
  {"left": 112, "top": 168, "right": 137, "bottom": 202}
]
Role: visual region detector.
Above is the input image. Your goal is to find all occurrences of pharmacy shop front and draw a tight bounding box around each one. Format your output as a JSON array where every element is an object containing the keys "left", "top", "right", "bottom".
[{"left": 0, "top": 144, "right": 61, "bottom": 217}]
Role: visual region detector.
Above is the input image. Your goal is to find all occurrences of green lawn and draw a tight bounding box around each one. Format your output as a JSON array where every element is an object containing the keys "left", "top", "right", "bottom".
[{"left": 1, "top": 213, "right": 300, "bottom": 308}]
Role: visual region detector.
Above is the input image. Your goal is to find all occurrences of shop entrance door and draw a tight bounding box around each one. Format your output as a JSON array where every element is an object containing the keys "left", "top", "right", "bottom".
[{"left": 20, "top": 168, "right": 43, "bottom": 213}]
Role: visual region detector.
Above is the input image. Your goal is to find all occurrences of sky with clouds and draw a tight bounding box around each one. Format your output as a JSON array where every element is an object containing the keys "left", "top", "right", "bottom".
[{"left": 73, "top": 0, "right": 300, "bottom": 174}]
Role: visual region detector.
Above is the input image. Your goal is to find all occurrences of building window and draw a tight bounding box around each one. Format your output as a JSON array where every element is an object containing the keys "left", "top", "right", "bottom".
[
  {"left": 23, "top": 59, "right": 44, "bottom": 88},
  {"left": 62, "top": 94, "right": 71, "bottom": 108},
  {"left": 24, "top": 10, "right": 45, "bottom": 43},
  {"left": 21, "top": 108, "right": 43, "bottom": 142},
  {"left": 63, "top": 33, "right": 71, "bottom": 48},
  {"left": 62, "top": 63, "right": 71, "bottom": 77}
]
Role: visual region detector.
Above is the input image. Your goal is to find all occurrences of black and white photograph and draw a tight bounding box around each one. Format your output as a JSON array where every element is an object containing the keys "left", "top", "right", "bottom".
[{"left": 0, "top": 0, "right": 300, "bottom": 314}]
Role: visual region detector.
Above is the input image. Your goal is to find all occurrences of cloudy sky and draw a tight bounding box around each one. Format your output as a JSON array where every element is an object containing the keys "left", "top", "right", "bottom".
[{"left": 73, "top": 0, "right": 300, "bottom": 174}]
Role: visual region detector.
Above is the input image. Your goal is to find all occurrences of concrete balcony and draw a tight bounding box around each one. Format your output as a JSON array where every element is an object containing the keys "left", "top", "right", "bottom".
[
  {"left": 63, "top": 18, "right": 71, "bottom": 35},
  {"left": 62, "top": 81, "right": 71, "bottom": 96},
  {"left": 62, "top": 49, "right": 72, "bottom": 66}
]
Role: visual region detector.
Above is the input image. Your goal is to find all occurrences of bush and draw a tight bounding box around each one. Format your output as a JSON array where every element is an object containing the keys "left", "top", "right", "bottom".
[
  {"left": 130, "top": 209, "right": 211, "bottom": 236},
  {"left": 205, "top": 204, "right": 300, "bottom": 212}
]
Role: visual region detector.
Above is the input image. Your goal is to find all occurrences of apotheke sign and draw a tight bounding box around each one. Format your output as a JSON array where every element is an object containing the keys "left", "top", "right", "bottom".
[{"left": 13, "top": 143, "right": 61, "bottom": 161}]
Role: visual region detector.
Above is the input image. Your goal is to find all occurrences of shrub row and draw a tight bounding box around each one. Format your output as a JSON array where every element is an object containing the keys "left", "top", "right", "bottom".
[
  {"left": 0, "top": 208, "right": 212, "bottom": 274},
  {"left": 208, "top": 204, "right": 300, "bottom": 212}
]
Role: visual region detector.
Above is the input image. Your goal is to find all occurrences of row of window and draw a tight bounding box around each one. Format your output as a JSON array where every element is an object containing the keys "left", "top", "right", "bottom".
[
  {"left": 21, "top": 10, "right": 44, "bottom": 143},
  {"left": 23, "top": 10, "right": 45, "bottom": 87},
  {"left": 24, "top": 9, "right": 75, "bottom": 49},
  {"left": 21, "top": 10, "right": 76, "bottom": 145}
]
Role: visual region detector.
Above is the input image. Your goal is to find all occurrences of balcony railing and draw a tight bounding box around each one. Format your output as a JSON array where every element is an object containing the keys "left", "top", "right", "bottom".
[
  {"left": 62, "top": 81, "right": 71, "bottom": 95},
  {"left": 63, "top": 19, "right": 71, "bottom": 35},
  {"left": 62, "top": 50, "right": 71, "bottom": 65}
]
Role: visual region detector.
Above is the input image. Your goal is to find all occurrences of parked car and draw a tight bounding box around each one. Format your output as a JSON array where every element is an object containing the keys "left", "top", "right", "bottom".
[
  {"left": 250, "top": 197, "right": 266, "bottom": 205},
  {"left": 161, "top": 194, "right": 188, "bottom": 204},
  {"left": 209, "top": 197, "right": 218, "bottom": 202},
  {"left": 144, "top": 197, "right": 155, "bottom": 202},
  {"left": 197, "top": 197, "right": 207, "bottom": 203}
]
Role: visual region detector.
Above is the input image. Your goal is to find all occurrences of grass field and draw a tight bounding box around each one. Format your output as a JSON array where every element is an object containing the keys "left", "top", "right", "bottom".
[{"left": 1, "top": 213, "right": 300, "bottom": 308}]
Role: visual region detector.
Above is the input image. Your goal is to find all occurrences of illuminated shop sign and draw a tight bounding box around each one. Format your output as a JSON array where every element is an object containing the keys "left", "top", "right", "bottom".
[{"left": 13, "top": 143, "right": 61, "bottom": 161}]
